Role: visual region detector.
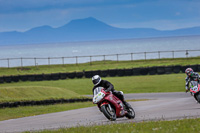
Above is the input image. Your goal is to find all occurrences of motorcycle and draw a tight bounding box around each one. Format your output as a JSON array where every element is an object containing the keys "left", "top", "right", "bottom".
[
  {"left": 189, "top": 81, "right": 200, "bottom": 103},
  {"left": 93, "top": 87, "right": 135, "bottom": 121}
]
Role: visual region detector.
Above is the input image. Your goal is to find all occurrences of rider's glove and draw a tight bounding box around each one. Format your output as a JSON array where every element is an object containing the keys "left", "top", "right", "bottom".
[
  {"left": 105, "top": 87, "right": 111, "bottom": 92},
  {"left": 104, "top": 89, "right": 109, "bottom": 92},
  {"left": 185, "top": 86, "right": 188, "bottom": 90},
  {"left": 185, "top": 86, "right": 189, "bottom": 93}
]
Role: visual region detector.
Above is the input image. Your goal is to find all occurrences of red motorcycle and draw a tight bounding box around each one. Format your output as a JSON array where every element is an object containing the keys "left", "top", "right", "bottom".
[
  {"left": 189, "top": 81, "right": 200, "bottom": 103},
  {"left": 93, "top": 87, "right": 135, "bottom": 121}
]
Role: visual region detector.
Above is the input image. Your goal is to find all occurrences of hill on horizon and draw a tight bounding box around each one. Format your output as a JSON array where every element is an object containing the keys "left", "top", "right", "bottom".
[{"left": 0, "top": 17, "right": 200, "bottom": 45}]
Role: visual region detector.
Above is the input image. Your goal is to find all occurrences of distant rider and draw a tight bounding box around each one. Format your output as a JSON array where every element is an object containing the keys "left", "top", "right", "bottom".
[
  {"left": 92, "top": 75, "right": 132, "bottom": 109},
  {"left": 185, "top": 68, "right": 200, "bottom": 93}
]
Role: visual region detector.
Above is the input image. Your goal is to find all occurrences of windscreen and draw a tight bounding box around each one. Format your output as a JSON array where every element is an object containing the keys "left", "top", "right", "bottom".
[
  {"left": 190, "top": 81, "right": 198, "bottom": 87},
  {"left": 93, "top": 87, "right": 104, "bottom": 95}
]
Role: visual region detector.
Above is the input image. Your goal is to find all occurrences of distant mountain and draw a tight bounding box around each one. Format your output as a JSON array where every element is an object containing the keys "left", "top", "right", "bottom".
[{"left": 0, "top": 17, "right": 200, "bottom": 45}]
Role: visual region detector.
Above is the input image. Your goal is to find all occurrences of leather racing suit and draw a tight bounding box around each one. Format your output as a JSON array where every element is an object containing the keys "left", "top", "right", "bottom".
[
  {"left": 185, "top": 72, "right": 200, "bottom": 91},
  {"left": 185, "top": 72, "right": 200, "bottom": 101}
]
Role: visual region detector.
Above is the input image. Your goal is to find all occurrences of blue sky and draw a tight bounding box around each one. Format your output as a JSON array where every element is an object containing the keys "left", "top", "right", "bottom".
[{"left": 0, "top": 0, "right": 200, "bottom": 32}]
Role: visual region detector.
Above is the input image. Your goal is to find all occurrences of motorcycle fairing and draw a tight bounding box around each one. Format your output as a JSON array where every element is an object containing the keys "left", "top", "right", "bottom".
[
  {"left": 190, "top": 84, "right": 200, "bottom": 94},
  {"left": 103, "top": 93, "right": 126, "bottom": 117}
]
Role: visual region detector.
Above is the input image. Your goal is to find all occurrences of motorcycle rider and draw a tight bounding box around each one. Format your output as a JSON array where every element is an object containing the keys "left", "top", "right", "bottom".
[
  {"left": 92, "top": 75, "right": 132, "bottom": 109},
  {"left": 185, "top": 68, "right": 200, "bottom": 92},
  {"left": 185, "top": 68, "right": 200, "bottom": 101}
]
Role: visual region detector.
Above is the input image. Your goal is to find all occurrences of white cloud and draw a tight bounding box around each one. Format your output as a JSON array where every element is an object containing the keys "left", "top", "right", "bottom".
[{"left": 175, "top": 12, "right": 181, "bottom": 16}]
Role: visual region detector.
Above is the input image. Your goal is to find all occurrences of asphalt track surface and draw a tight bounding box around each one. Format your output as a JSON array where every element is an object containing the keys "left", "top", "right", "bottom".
[{"left": 1, "top": 92, "right": 200, "bottom": 133}]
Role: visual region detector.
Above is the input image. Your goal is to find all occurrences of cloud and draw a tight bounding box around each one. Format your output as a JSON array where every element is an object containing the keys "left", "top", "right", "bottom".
[
  {"left": 175, "top": 12, "right": 181, "bottom": 16},
  {"left": 0, "top": 0, "right": 90, "bottom": 14},
  {"left": 0, "top": 0, "right": 152, "bottom": 14}
]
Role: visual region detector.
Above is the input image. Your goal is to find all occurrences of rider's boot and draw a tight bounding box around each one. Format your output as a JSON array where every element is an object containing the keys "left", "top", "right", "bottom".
[
  {"left": 122, "top": 100, "right": 132, "bottom": 110},
  {"left": 113, "top": 90, "right": 132, "bottom": 110}
]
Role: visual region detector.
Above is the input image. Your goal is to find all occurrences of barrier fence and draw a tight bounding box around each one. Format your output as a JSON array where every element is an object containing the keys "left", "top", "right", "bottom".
[
  {"left": 0, "top": 98, "right": 92, "bottom": 108},
  {"left": 1, "top": 64, "right": 200, "bottom": 84},
  {"left": 0, "top": 49, "right": 200, "bottom": 68}
]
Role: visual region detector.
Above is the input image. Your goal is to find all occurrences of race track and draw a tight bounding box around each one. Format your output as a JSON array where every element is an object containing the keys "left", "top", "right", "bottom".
[{"left": 1, "top": 92, "right": 200, "bottom": 133}]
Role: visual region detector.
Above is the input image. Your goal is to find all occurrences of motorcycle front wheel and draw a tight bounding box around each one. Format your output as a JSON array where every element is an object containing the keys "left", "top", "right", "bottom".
[
  {"left": 101, "top": 104, "right": 116, "bottom": 121},
  {"left": 195, "top": 93, "right": 200, "bottom": 103},
  {"left": 125, "top": 107, "right": 135, "bottom": 119}
]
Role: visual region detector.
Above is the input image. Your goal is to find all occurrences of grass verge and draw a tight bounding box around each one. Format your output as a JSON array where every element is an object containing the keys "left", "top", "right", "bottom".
[
  {"left": 0, "top": 73, "right": 186, "bottom": 103},
  {"left": 0, "top": 86, "right": 80, "bottom": 103},
  {"left": 27, "top": 118, "right": 200, "bottom": 133}
]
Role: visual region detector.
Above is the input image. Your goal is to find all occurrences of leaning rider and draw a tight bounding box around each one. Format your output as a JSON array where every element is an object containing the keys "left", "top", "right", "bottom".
[
  {"left": 185, "top": 68, "right": 200, "bottom": 93},
  {"left": 185, "top": 68, "right": 200, "bottom": 102},
  {"left": 92, "top": 75, "right": 132, "bottom": 109}
]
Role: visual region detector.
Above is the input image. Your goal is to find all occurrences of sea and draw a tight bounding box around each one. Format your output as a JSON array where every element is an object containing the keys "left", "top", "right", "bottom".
[{"left": 0, "top": 35, "right": 200, "bottom": 67}]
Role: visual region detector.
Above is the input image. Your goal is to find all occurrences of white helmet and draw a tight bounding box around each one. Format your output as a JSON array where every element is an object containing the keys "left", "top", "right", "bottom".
[{"left": 92, "top": 75, "right": 101, "bottom": 86}]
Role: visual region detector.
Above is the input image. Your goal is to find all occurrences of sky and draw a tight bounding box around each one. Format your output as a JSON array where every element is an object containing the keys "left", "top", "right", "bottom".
[{"left": 0, "top": 0, "right": 200, "bottom": 32}]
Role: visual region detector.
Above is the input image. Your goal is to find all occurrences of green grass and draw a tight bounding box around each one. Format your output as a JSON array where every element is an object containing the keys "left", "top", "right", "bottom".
[
  {"left": 0, "top": 78, "right": 91, "bottom": 103},
  {"left": 0, "top": 73, "right": 186, "bottom": 103},
  {"left": 0, "top": 86, "right": 80, "bottom": 103},
  {"left": 0, "top": 57, "right": 200, "bottom": 76},
  {"left": 26, "top": 118, "right": 200, "bottom": 133},
  {"left": 0, "top": 102, "right": 94, "bottom": 121}
]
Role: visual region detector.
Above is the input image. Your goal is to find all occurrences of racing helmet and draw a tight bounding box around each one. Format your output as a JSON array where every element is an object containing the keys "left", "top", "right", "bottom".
[
  {"left": 185, "top": 68, "right": 194, "bottom": 76},
  {"left": 92, "top": 75, "right": 101, "bottom": 86}
]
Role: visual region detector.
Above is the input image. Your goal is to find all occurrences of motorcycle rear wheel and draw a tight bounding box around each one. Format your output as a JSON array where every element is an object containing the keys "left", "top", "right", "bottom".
[{"left": 101, "top": 104, "right": 116, "bottom": 121}]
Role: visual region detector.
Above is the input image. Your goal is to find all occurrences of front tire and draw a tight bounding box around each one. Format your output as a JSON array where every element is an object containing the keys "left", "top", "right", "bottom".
[
  {"left": 195, "top": 93, "right": 200, "bottom": 103},
  {"left": 101, "top": 104, "right": 116, "bottom": 121},
  {"left": 125, "top": 107, "right": 135, "bottom": 119}
]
